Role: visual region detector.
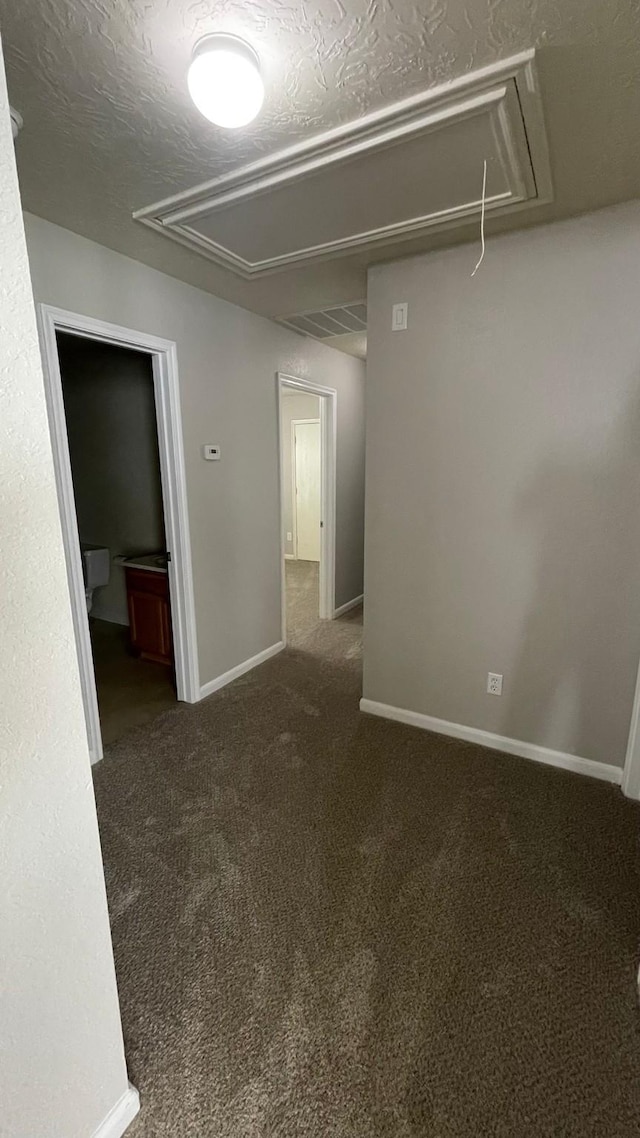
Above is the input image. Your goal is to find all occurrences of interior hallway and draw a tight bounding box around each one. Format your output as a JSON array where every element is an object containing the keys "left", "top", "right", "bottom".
[
  {"left": 284, "top": 557, "right": 320, "bottom": 634},
  {"left": 94, "top": 565, "right": 640, "bottom": 1137}
]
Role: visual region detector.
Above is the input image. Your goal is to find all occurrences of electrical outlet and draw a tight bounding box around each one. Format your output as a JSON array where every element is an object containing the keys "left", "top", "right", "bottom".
[
  {"left": 286, "top": 532, "right": 292, "bottom": 542},
  {"left": 487, "top": 672, "right": 503, "bottom": 696}
]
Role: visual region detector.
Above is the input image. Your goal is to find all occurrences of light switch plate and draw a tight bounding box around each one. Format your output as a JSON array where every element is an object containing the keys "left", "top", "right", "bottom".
[
  {"left": 202, "top": 444, "right": 220, "bottom": 461},
  {"left": 392, "top": 302, "right": 408, "bottom": 331}
]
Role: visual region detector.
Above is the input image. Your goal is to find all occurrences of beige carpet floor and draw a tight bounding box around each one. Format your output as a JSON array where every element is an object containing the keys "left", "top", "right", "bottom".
[{"left": 93, "top": 561, "right": 640, "bottom": 1137}]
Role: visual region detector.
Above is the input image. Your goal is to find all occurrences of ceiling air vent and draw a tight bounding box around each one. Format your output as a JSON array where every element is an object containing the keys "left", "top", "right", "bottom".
[{"left": 278, "top": 302, "right": 367, "bottom": 342}]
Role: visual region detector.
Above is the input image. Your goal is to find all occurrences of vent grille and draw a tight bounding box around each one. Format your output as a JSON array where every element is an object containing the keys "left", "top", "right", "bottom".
[{"left": 279, "top": 302, "right": 367, "bottom": 341}]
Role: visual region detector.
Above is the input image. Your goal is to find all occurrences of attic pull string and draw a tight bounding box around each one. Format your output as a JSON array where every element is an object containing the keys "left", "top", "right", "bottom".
[{"left": 471, "top": 159, "right": 487, "bottom": 277}]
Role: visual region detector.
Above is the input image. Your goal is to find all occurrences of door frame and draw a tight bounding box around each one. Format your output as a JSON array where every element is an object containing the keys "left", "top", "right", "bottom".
[
  {"left": 277, "top": 373, "right": 337, "bottom": 641},
  {"left": 623, "top": 666, "right": 640, "bottom": 798},
  {"left": 38, "top": 304, "right": 200, "bottom": 763},
  {"left": 291, "top": 417, "right": 321, "bottom": 560}
]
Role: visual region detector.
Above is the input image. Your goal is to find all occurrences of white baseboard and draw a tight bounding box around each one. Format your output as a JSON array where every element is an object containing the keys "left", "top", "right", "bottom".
[
  {"left": 284, "top": 553, "right": 296, "bottom": 560},
  {"left": 333, "top": 594, "right": 364, "bottom": 618},
  {"left": 199, "top": 641, "right": 285, "bottom": 700},
  {"left": 359, "top": 698, "right": 623, "bottom": 785},
  {"left": 92, "top": 1083, "right": 139, "bottom": 1138}
]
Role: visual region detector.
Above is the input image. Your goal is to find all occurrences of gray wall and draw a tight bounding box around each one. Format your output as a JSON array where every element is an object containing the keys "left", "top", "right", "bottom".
[
  {"left": 364, "top": 201, "right": 640, "bottom": 768},
  {"left": 280, "top": 391, "right": 320, "bottom": 559},
  {"left": 25, "top": 213, "right": 365, "bottom": 690},
  {"left": 0, "top": 40, "right": 130, "bottom": 1137},
  {"left": 58, "top": 334, "right": 165, "bottom": 624}
]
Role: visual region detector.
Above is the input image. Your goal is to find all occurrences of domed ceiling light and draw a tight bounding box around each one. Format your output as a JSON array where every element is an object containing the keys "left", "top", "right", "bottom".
[{"left": 187, "top": 34, "right": 264, "bottom": 129}]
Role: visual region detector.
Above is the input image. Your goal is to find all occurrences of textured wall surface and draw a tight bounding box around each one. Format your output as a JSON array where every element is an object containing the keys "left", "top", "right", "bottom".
[
  {"left": 0, "top": 37, "right": 130, "bottom": 1138},
  {"left": 59, "top": 334, "right": 165, "bottom": 625},
  {"left": 24, "top": 212, "right": 365, "bottom": 690},
  {"left": 364, "top": 200, "right": 640, "bottom": 768},
  {"left": 1, "top": 0, "right": 640, "bottom": 316}
]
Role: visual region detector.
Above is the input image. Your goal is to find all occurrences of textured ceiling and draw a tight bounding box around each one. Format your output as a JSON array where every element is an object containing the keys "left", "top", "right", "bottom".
[{"left": 2, "top": 0, "right": 640, "bottom": 326}]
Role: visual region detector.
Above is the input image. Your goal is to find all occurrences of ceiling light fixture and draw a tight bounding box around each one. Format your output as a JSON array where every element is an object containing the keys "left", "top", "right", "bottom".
[{"left": 187, "top": 34, "right": 264, "bottom": 129}]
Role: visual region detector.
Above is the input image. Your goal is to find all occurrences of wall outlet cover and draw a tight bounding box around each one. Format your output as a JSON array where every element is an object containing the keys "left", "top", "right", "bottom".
[
  {"left": 202, "top": 444, "right": 220, "bottom": 461},
  {"left": 487, "top": 672, "right": 503, "bottom": 696}
]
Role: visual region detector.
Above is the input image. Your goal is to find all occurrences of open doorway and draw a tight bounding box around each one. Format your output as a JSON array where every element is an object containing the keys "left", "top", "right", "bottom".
[
  {"left": 39, "top": 306, "right": 199, "bottom": 763},
  {"left": 57, "top": 333, "right": 176, "bottom": 746},
  {"left": 277, "top": 373, "right": 336, "bottom": 643}
]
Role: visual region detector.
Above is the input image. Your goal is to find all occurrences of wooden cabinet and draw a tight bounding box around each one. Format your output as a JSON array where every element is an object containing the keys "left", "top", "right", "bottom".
[{"left": 125, "top": 567, "right": 173, "bottom": 667}]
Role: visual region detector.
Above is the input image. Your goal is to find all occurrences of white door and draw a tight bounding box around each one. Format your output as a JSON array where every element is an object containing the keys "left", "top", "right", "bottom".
[{"left": 294, "top": 420, "right": 321, "bottom": 561}]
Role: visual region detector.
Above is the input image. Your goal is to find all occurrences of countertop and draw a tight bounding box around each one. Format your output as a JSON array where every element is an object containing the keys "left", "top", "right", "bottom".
[{"left": 116, "top": 553, "right": 168, "bottom": 575}]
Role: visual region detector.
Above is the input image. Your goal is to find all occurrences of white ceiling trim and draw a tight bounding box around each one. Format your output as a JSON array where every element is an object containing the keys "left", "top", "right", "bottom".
[{"left": 134, "top": 49, "right": 552, "bottom": 279}]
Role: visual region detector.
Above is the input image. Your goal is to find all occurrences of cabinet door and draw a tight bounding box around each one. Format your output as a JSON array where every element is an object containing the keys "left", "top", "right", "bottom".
[{"left": 128, "top": 590, "right": 172, "bottom": 663}]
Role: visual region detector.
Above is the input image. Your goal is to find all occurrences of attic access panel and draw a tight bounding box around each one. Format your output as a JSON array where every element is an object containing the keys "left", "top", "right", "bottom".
[{"left": 135, "top": 49, "right": 551, "bottom": 279}]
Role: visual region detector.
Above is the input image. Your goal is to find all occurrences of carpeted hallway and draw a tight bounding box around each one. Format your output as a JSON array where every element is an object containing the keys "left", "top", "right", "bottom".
[{"left": 94, "top": 561, "right": 640, "bottom": 1137}]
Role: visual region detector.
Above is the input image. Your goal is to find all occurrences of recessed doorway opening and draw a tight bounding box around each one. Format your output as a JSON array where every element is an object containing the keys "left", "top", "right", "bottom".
[
  {"left": 39, "top": 306, "right": 199, "bottom": 763},
  {"left": 277, "top": 373, "right": 336, "bottom": 644},
  {"left": 57, "top": 332, "right": 177, "bottom": 747}
]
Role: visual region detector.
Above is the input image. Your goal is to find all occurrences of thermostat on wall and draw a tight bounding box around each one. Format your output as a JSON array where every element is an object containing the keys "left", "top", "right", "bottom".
[{"left": 202, "top": 444, "right": 221, "bottom": 461}]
